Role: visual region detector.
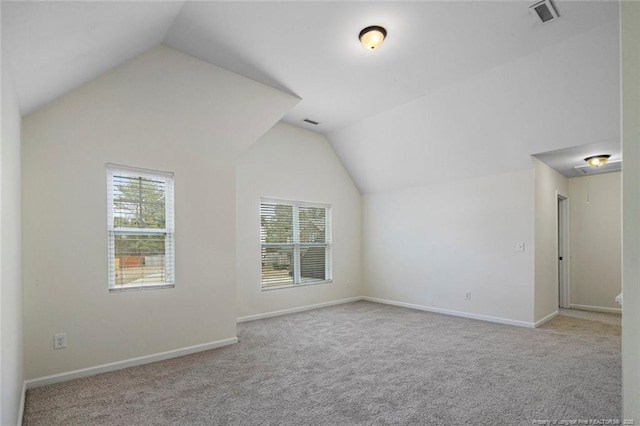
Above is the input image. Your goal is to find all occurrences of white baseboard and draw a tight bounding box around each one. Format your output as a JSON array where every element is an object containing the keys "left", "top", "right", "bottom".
[
  {"left": 237, "top": 296, "right": 364, "bottom": 323},
  {"left": 534, "top": 310, "right": 559, "bottom": 328},
  {"left": 25, "top": 337, "right": 238, "bottom": 389},
  {"left": 569, "top": 304, "right": 622, "bottom": 314},
  {"left": 362, "top": 296, "right": 536, "bottom": 328},
  {"left": 17, "top": 380, "right": 26, "bottom": 426}
]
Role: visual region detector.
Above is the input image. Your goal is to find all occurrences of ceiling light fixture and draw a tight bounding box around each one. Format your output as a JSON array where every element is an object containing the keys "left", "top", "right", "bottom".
[
  {"left": 359, "top": 25, "right": 386, "bottom": 50},
  {"left": 584, "top": 154, "right": 611, "bottom": 168}
]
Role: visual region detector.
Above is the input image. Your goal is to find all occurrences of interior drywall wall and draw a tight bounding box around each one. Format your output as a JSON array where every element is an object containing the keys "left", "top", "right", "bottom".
[
  {"left": 568, "top": 172, "right": 621, "bottom": 311},
  {"left": 1, "top": 36, "right": 24, "bottom": 426},
  {"left": 362, "top": 169, "right": 535, "bottom": 324},
  {"left": 622, "top": 0, "right": 640, "bottom": 419},
  {"left": 533, "top": 158, "right": 568, "bottom": 322},
  {"left": 236, "top": 122, "right": 362, "bottom": 318},
  {"left": 21, "top": 46, "right": 298, "bottom": 379}
]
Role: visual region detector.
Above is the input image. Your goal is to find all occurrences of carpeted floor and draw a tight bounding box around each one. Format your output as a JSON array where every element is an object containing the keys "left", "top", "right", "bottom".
[
  {"left": 558, "top": 307, "right": 621, "bottom": 326},
  {"left": 23, "top": 302, "right": 622, "bottom": 425}
]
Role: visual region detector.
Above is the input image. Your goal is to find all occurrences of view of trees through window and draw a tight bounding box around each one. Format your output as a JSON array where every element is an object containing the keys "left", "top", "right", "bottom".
[
  {"left": 260, "top": 201, "right": 330, "bottom": 288},
  {"left": 111, "top": 173, "right": 169, "bottom": 286}
]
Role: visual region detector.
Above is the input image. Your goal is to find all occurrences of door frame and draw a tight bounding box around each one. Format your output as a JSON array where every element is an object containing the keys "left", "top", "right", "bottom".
[{"left": 557, "top": 192, "right": 570, "bottom": 309}]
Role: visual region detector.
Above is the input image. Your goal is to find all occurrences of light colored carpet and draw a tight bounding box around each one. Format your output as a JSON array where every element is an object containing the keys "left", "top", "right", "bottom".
[
  {"left": 559, "top": 307, "right": 621, "bottom": 326},
  {"left": 23, "top": 301, "right": 621, "bottom": 425}
]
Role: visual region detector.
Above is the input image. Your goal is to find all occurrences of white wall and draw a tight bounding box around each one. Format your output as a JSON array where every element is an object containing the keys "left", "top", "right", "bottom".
[
  {"left": 362, "top": 169, "right": 535, "bottom": 325},
  {"left": 533, "top": 158, "right": 568, "bottom": 322},
  {"left": 21, "top": 46, "right": 298, "bottom": 379},
  {"left": 1, "top": 32, "right": 24, "bottom": 426},
  {"left": 236, "top": 122, "right": 362, "bottom": 318},
  {"left": 568, "top": 172, "right": 621, "bottom": 311},
  {"left": 622, "top": 0, "right": 640, "bottom": 419}
]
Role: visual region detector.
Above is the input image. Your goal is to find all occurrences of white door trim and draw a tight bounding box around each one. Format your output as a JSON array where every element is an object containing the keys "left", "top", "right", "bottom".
[{"left": 557, "top": 192, "right": 570, "bottom": 309}]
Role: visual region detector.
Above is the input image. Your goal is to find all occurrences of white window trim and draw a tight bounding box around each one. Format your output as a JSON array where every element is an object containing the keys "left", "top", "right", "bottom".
[
  {"left": 260, "top": 198, "right": 332, "bottom": 291},
  {"left": 107, "top": 164, "right": 175, "bottom": 292}
]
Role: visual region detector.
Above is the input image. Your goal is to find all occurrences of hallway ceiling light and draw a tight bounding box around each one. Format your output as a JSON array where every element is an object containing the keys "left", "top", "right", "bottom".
[
  {"left": 359, "top": 25, "right": 386, "bottom": 50},
  {"left": 584, "top": 155, "right": 611, "bottom": 168}
]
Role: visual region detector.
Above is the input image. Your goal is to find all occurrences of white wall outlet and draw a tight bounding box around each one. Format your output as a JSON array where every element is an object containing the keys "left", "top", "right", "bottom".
[
  {"left": 465, "top": 291, "right": 472, "bottom": 300},
  {"left": 54, "top": 333, "right": 67, "bottom": 349},
  {"left": 516, "top": 242, "right": 525, "bottom": 252}
]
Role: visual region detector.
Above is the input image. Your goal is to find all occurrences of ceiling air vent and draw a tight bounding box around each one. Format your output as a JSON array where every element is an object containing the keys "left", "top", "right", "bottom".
[
  {"left": 530, "top": 0, "right": 559, "bottom": 24},
  {"left": 573, "top": 165, "right": 589, "bottom": 175},
  {"left": 303, "top": 119, "right": 320, "bottom": 126}
]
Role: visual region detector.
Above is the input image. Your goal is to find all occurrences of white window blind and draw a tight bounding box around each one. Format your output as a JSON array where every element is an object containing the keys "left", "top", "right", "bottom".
[
  {"left": 107, "top": 165, "right": 175, "bottom": 290},
  {"left": 260, "top": 199, "right": 332, "bottom": 289}
]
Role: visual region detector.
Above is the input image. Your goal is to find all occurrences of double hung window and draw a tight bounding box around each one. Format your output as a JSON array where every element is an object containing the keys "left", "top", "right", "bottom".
[
  {"left": 260, "top": 199, "right": 332, "bottom": 289},
  {"left": 107, "top": 165, "right": 175, "bottom": 290}
]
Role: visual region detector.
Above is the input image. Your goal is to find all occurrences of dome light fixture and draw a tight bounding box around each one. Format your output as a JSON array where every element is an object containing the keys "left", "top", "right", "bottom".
[
  {"left": 359, "top": 25, "right": 387, "bottom": 50},
  {"left": 584, "top": 154, "right": 611, "bottom": 168}
]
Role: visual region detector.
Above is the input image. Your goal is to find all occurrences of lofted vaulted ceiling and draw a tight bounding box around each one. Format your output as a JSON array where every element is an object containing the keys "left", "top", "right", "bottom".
[
  {"left": 1, "top": 1, "right": 622, "bottom": 193},
  {"left": 2, "top": 1, "right": 184, "bottom": 115}
]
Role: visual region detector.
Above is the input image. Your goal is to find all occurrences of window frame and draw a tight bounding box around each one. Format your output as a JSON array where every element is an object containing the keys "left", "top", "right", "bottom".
[
  {"left": 106, "top": 164, "right": 175, "bottom": 292},
  {"left": 260, "top": 198, "right": 332, "bottom": 291}
]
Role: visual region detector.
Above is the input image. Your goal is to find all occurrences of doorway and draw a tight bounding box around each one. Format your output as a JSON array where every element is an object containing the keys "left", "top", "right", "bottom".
[{"left": 557, "top": 194, "right": 570, "bottom": 308}]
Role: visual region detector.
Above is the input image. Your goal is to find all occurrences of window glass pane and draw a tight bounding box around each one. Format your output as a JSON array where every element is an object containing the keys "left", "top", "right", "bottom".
[
  {"left": 261, "top": 246, "right": 294, "bottom": 288},
  {"left": 261, "top": 203, "right": 293, "bottom": 243},
  {"left": 300, "top": 246, "right": 326, "bottom": 283},
  {"left": 260, "top": 200, "right": 330, "bottom": 289},
  {"left": 108, "top": 166, "right": 174, "bottom": 290},
  {"left": 299, "top": 207, "right": 326, "bottom": 243},
  {"left": 114, "top": 234, "right": 166, "bottom": 286},
  {"left": 113, "top": 175, "right": 166, "bottom": 229}
]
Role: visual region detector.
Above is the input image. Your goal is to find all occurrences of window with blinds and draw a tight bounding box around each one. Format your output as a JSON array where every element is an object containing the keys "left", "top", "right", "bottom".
[
  {"left": 260, "top": 199, "right": 332, "bottom": 289},
  {"left": 107, "top": 164, "right": 175, "bottom": 291}
]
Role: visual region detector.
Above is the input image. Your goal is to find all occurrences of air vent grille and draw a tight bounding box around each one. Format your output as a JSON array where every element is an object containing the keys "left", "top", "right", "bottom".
[{"left": 530, "top": 0, "right": 558, "bottom": 24}]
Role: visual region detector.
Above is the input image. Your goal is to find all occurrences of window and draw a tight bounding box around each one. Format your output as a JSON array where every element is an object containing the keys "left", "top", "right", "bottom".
[
  {"left": 260, "top": 199, "right": 332, "bottom": 289},
  {"left": 107, "top": 165, "right": 174, "bottom": 291}
]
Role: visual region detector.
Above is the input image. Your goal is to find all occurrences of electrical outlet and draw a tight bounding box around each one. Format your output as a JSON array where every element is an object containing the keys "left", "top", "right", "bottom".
[
  {"left": 465, "top": 292, "right": 472, "bottom": 301},
  {"left": 54, "top": 333, "right": 67, "bottom": 350}
]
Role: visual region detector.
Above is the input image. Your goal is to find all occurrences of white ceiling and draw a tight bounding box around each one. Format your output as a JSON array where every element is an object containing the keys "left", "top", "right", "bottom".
[
  {"left": 533, "top": 140, "right": 622, "bottom": 177},
  {"left": 329, "top": 16, "right": 621, "bottom": 193},
  {"left": 1, "top": 0, "right": 622, "bottom": 193},
  {"left": 2, "top": 1, "right": 184, "bottom": 115},
  {"left": 166, "top": 1, "right": 618, "bottom": 134}
]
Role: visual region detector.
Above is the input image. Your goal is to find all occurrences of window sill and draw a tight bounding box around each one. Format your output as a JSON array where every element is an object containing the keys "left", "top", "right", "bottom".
[
  {"left": 109, "top": 284, "right": 175, "bottom": 293},
  {"left": 261, "top": 279, "right": 332, "bottom": 292}
]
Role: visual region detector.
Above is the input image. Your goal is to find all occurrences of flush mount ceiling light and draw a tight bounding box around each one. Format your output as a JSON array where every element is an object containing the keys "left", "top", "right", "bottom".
[
  {"left": 584, "top": 154, "right": 611, "bottom": 168},
  {"left": 359, "top": 25, "right": 386, "bottom": 50}
]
